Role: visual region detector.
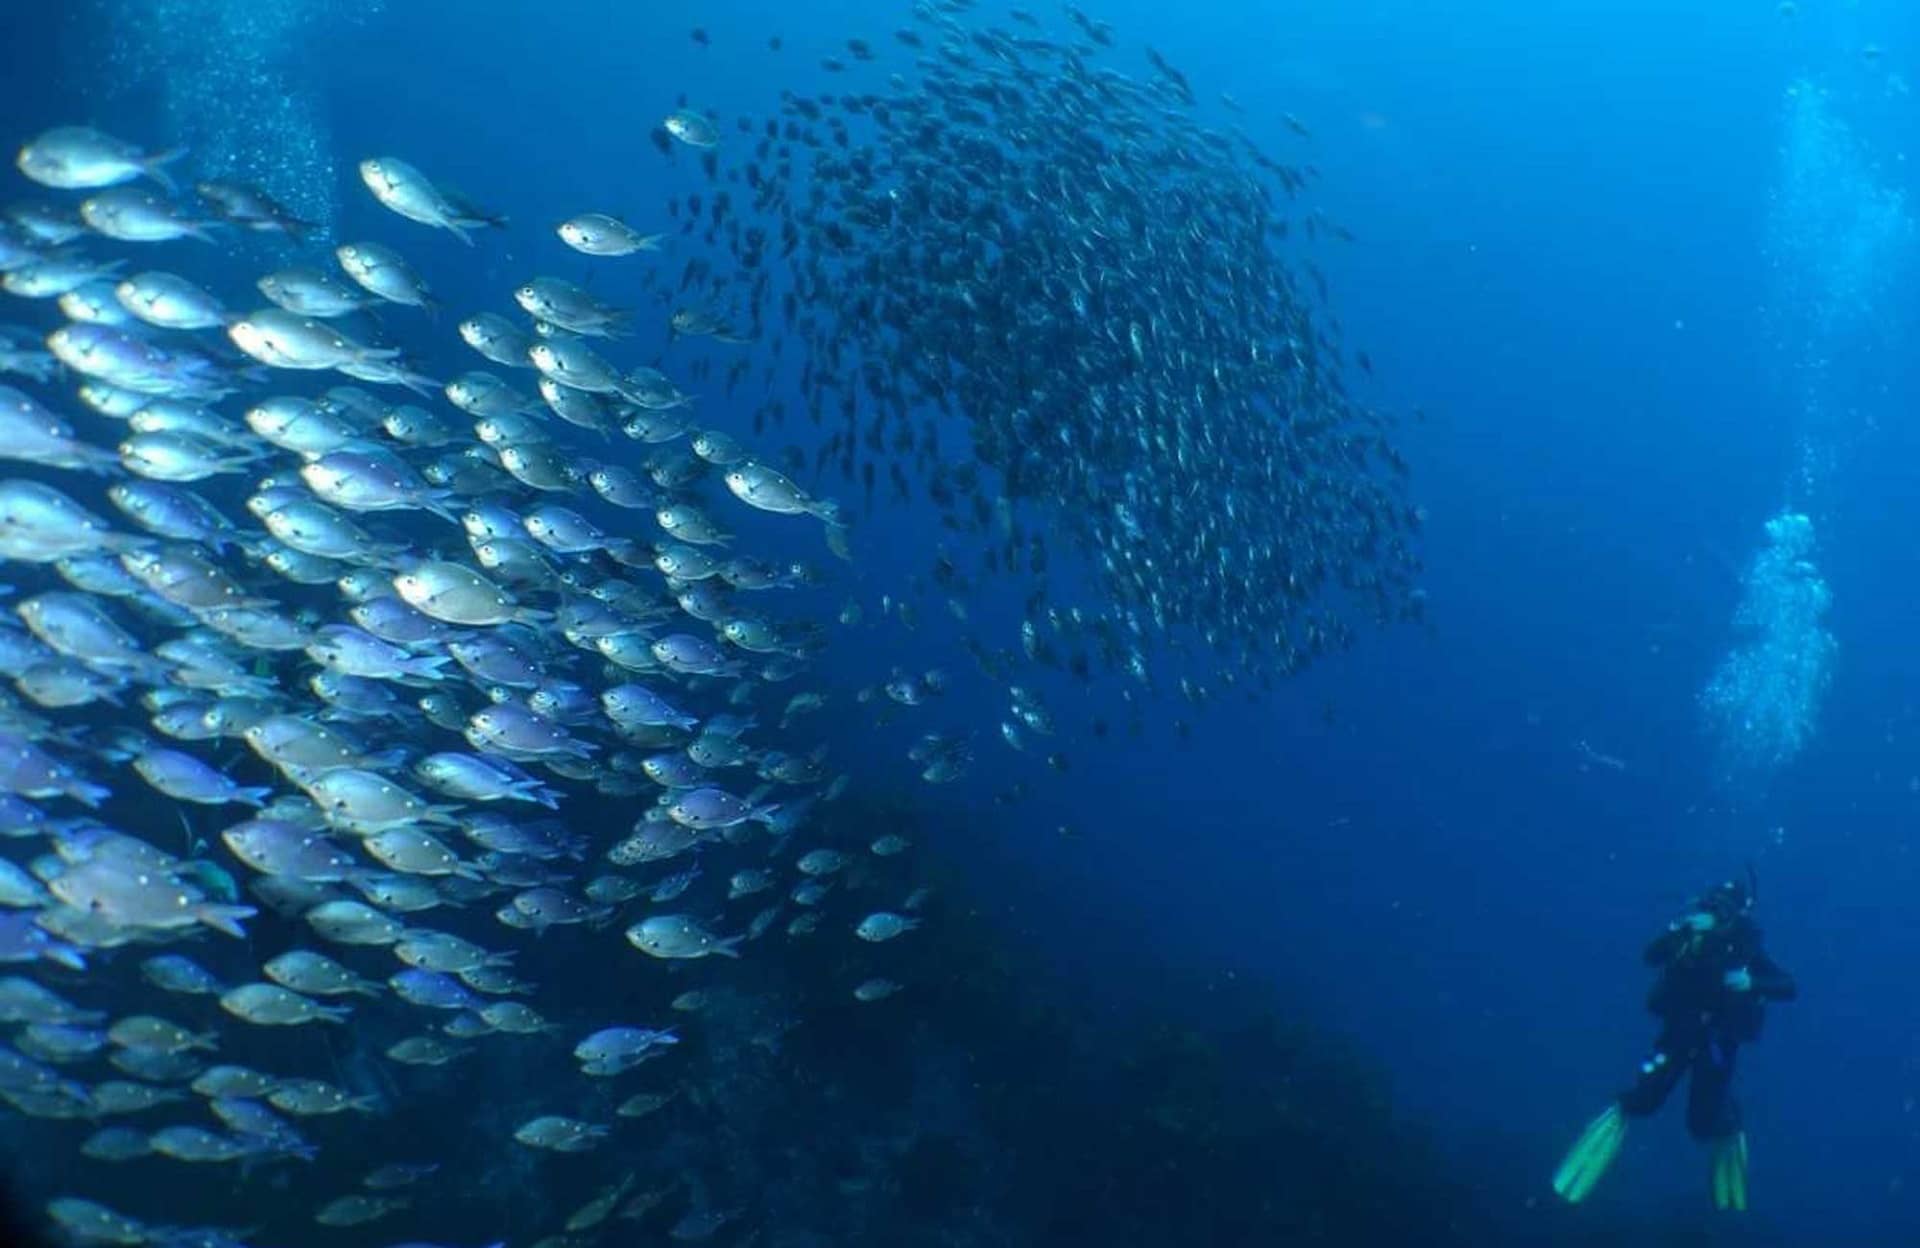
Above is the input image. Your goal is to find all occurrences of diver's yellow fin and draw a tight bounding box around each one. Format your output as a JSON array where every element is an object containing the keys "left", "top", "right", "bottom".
[
  {"left": 1552, "top": 1103, "right": 1627, "bottom": 1204},
  {"left": 1711, "top": 1131, "right": 1749, "bottom": 1212}
]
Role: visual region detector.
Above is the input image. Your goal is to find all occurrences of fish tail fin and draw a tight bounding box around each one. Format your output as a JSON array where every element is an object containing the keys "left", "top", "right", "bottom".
[
  {"left": 395, "top": 368, "right": 439, "bottom": 399},
  {"left": 194, "top": 903, "right": 257, "bottom": 938},
  {"left": 143, "top": 147, "right": 187, "bottom": 193},
  {"left": 43, "top": 944, "right": 86, "bottom": 972},
  {"left": 714, "top": 935, "right": 744, "bottom": 958},
  {"left": 65, "top": 780, "right": 111, "bottom": 808},
  {"left": 443, "top": 218, "right": 475, "bottom": 247},
  {"left": 320, "top": 1003, "right": 352, "bottom": 1024},
  {"left": 512, "top": 607, "right": 555, "bottom": 625},
  {"left": 102, "top": 531, "right": 154, "bottom": 554},
  {"left": 76, "top": 446, "right": 122, "bottom": 476},
  {"left": 237, "top": 785, "right": 272, "bottom": 807},
  {"left": 824, "top": 521, "right": 854, "bottom": 562}
]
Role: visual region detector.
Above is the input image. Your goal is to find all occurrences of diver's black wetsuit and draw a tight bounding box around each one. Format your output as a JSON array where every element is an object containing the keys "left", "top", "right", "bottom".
[{"left": 1618, "top": 910, "right": 1796, "bottom": 1140}]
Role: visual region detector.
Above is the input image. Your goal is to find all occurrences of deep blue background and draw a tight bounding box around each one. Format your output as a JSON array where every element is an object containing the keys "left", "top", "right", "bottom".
[{"left": 11, "top": 0, "right": 1920, "bottom": 1241}]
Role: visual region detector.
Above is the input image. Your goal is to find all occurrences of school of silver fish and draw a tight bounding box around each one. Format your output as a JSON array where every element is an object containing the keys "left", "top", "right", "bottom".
[{"left": 0, "top": 3, "right": 1418, "bottom": 1246}]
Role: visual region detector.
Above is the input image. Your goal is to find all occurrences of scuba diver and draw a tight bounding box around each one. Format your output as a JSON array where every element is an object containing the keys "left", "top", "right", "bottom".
[{"left": 1551, "top": 870, "right": 1795, "bottom": 1211}]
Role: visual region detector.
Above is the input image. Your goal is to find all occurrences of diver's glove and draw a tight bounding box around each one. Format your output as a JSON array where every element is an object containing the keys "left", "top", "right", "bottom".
[
  {"left": 1679, "top": 911, "right": 1716, "bottom": 933},
  {"left": 1723, "top": 966, "right": 1752, "bottom": 993}
]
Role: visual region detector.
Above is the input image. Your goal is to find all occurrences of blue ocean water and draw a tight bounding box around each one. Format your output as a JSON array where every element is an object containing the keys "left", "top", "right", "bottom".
[{"left": 4, "top": 0, "right": 1920, "bottom": 1244}]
